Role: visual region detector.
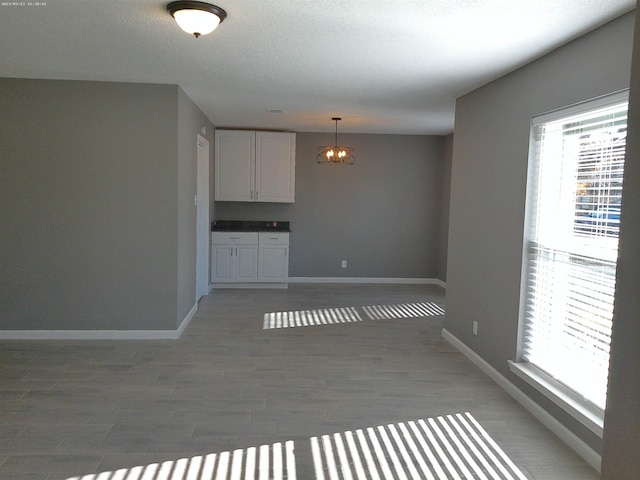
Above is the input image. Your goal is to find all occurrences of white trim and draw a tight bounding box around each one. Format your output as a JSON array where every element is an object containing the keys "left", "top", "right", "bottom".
[
  {"left": 442, "top": 328, "right": 602, "bottom": 473},
  {"left": 288, "top": 277, "right": 446, "bottom": 288},
  {"left": 0, "top": 329, "right": 182, "bottom": 341},
  {"left": 532, "top": 89, "right": 628, "bottom": 125},
  {"left": 196, "top": 134, "right": 210, "bottom": 302},
  {"left": 177, "top": 301, "right": 198, "bottom": 337},
  {"left": 212, "top": 283, "right": 288, "bottom": 289},
  {"left": 0, "top": 303, "right": 199, "bottom": 341},
  {"left": 508, "top": 361, "right": 604, "bottom": 436}
]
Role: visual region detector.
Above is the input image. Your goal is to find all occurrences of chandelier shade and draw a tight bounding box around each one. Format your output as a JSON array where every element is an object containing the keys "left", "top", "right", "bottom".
[
  {"left": 167, "top": 1, "right": 227, "bottom": 38},
  {"left": 316, "top": 117, "right": 355, "bottom": 165}
]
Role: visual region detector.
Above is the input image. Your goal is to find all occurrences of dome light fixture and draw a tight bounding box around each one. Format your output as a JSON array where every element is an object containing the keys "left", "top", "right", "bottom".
[
  {"left": 317, "top": 117, "right": 355, "bottom": 165},
  {"left": 167, "top": 1, "right": 227, "bottom": 38}
]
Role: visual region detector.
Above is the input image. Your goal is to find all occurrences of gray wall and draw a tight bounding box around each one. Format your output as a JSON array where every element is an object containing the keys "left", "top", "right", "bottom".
[
  {"left": 0, "top": 78, "right": 214, "bottom": 331},
  {"left": 215, "top": 132, "right": 449, "bottom": 280},
  {"left": 445, "top": 11, "right": 635, "bottom": 453},
  {"left": 602, "top": 8, "right": 640, "bottom": 478}
]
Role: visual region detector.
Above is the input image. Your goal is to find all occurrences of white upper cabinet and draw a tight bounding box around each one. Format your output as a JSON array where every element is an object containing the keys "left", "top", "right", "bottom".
[
  {"left": 215, "top": 130, "right": 295, "bottom": 203},
  {"left": 215, "top": 130, "right": 255, "bottom": 202},
  {"left": 255, "top": 132, "right": 295, "bottom": 203}
]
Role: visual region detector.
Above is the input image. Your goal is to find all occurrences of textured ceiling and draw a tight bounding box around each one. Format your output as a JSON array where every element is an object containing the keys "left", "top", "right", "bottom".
[{"left": 0, "top": 1, "right": 635, "bottom": 134}]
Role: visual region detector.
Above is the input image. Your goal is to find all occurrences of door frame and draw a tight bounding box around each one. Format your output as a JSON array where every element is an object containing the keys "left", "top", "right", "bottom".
[{"left": 196, "top": 134, "right": 210, "bottom": 301}]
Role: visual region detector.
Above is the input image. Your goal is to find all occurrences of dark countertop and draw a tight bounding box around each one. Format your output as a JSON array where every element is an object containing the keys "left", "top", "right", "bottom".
[{"left": 211, "top": 220, "right": 291, "bottom": 232}]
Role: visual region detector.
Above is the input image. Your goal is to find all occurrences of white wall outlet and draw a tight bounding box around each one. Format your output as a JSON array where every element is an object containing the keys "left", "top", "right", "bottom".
[
  {"left": 341, "top": 260, "right": 347, "bottom": 268},
  {"left": 472, "top": 321, "right": 478, "bottom": 336}
]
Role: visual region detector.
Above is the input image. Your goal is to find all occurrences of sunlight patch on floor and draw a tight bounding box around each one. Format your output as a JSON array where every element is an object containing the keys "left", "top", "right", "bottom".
[
  {"left": 263, "top": 307, "right": 363, "bottom": 329},
  {"left": 362, "top": 302, "right": 445, "bottom": 320},
  {"left": 64, "top": 413, "right": 528, "bottom": 480},
  {"left": 311, "top": 412, "right": 528, "bottom": 480},
  {"left": 66, "top": 440, "right": 296, "bottom": 480},
  {"left": 263, "top": 302, "right": 444, "bottom": 330}
]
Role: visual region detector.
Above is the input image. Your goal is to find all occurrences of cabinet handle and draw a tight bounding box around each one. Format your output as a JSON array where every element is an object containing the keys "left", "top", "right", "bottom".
[
  {"left": 285, "top": 247, "right": 288, "bottom": 257},
  {"left": 230, "top": 249, "right": 233, "bottom": 257},
  {"left": 269, "top": 237, "right": 278, "bottom": 240},
  {"left": 230, "top": 237, "right": 240, "bottom": 240},
  {"left": 256, "top": 190, "right": 258, "bottom": 199},
  {"left": 250, "top": 191, "right": 253, "bottom": 200}
]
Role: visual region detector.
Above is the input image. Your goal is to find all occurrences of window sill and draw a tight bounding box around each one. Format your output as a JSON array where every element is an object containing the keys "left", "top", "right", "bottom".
[{"left": 508, "top": 361, "right": 604, "bottom": 437}]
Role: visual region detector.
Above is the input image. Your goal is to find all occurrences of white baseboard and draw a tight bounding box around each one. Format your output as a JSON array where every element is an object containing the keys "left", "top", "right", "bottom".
[
  {"left": 177, "top": 302, "right": 198, "bottom": 337},
  {"left": 288, "top": 277, "right": 446, "bottom": 288},
  {"left": 211, "top": 283, "right": 288, "bottom": 289},
  {"left": 441, "top": 328, "right": 602, "bottom": 473},
  {"left": 0, "top": 303, "right": 199, "bottom": 341}
]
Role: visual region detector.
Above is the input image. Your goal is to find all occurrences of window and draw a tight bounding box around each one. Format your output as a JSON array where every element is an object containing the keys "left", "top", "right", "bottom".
[{"left": 520, "top": 92, "right": 628, "bottom": 413}]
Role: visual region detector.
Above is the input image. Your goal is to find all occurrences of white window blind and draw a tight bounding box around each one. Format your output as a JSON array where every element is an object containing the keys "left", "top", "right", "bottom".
[{"left": 523, "top": 92, "right": 628, "bottom": 411}]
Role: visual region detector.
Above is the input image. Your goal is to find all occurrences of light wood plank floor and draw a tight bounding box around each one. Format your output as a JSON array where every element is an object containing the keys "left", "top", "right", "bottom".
[{"left": 0, "top": 284, "right": 599, "bottom": 479}]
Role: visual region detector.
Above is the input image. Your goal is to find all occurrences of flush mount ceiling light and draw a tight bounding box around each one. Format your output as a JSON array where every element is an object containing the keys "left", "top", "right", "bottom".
[
  {"left": 167, "top": 1, "right": 227, "bottom": 38},
  {"left": 316, "top": 117, "right": 355, "bottom": 165}
]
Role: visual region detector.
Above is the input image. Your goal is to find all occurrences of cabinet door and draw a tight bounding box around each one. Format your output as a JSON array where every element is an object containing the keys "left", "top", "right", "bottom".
[
  {"left": 211, "top": 245, "right": 234, "bottom": 282},
  {"left": 236, "top": 245, "right": 258, "bottom": 282},
  {"left": 258, "top": 245, "right": 289, "bottom": 282},
  {"left": 215, "top": 130, "right": 255, "bottom": 201},
  {"left": 255, "top": 132, "right": 295, "bottom": 203}
]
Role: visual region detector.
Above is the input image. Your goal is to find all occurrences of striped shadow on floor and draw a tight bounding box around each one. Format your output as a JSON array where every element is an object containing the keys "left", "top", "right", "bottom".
[
  {"left": 263, "top": 307, "right": 363, "bottom": 329},
  {"left": 67, "top": 440, "right": 296, "bottom": 480},
  {"left": 362, "top": 302, "right": 445, "bottom": 320},
  {"left": 263, "top": 302, "right": 444, "bottom": 330},
  {"left": 310, "top": 412, "right": 528, "bottom": 480}
]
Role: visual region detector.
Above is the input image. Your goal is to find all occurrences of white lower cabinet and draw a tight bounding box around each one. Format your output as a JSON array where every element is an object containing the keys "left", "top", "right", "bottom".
[
  {"left": 211, "top": 233, "right": 258, "bottom": 283},
  {"left": 211, "top": 244, "right": 234, "bottom": 282},
  {"left": 212, "top": 231, "right": 289, "bottom": 286},
  {"left": 258, "top": 233, "right": 289, "bottom": 282},
  {"left": 235, "top": 245, "right": 259, "bottom": 282}
]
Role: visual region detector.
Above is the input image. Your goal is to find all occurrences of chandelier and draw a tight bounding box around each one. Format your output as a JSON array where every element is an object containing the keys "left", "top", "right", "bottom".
[{"left": 316, "top": 117, "right": 355, "bottom": 165}]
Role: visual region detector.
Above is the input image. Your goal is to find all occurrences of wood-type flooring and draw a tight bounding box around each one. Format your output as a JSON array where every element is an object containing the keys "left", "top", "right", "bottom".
[{"left": 0, "top": 284, "right": 599, "bottom": 479}]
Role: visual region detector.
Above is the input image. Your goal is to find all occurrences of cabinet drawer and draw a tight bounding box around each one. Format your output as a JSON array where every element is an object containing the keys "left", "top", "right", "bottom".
[
  {"left": 212, "top": 232, "right": 258, "bottom": 245},
  {"left": 259, "top": 232, "right": 289, "bottom": 245}
]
